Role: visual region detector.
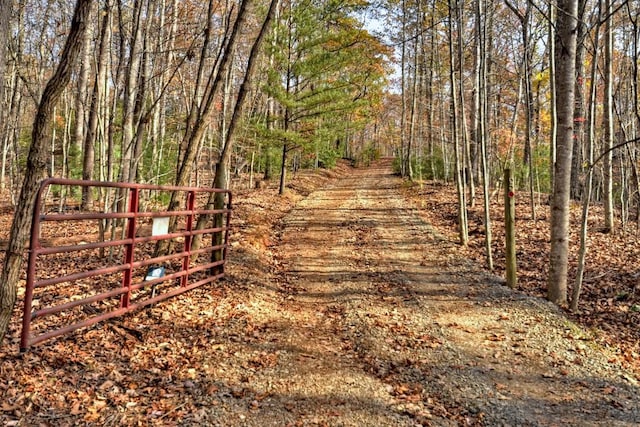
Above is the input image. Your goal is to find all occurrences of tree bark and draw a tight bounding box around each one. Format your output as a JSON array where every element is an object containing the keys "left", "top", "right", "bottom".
[
  {"left": 448, "top": 0, "right": 468, "bottom": 246},
  {"left": 457, "top": 0, "right": 472, "bottom": 204},
  {"left": 0, "top": 0, "right": 92, "bottom": 347},
  {"left": 572, "top": 1, "right": 602, "bottom": 311},
  {"left": 0, "top": 0, "right": 9, "bottom": 92},
  {"left": 72, "top": 4, "right": 93, "bottom": 169},
  {"left": 82, "top": 2, "right": 110, "bottom": 209},
  {"left": 548, "top": 1, "right": 557, "bottom": 190},
  {"left": 548, "top": 0, "right": 578, "bottom": 305},
  {"left": 570, "top": 0, "right": 587, "bottom": 200},
  {"left": 477, "top": 0, "right": 493, "bottom": 270},
  {"left": 0, "top": 0, "right": 11, "bottom": 185},
  {"left": 603, "top": 0, "right": 614, "bottom": 232},
  {"left": 119, "top": 0, "right": 144, "bottom": 186},
  {"left": 400, "top": 0, "right": 408, "bottom": 177}
]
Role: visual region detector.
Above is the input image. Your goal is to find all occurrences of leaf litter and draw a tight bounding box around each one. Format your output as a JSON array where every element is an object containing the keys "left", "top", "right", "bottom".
[{"left": 0, "top": 160, "right": 638, "bottom": 426}]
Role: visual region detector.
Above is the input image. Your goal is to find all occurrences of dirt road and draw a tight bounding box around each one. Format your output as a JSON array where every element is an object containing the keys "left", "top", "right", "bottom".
[
  {"left": 224, "top": 159, "right": 640, "bottom": 426},
  {"left": 2, "top": 160, "right": 639, "bottom": 426}
]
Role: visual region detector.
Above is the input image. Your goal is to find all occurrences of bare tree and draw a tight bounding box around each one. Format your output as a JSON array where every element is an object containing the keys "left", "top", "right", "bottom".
[
  {"left": 572, "top": 0, "right": 603, "bottom": 311},
  {"left": 72, "top": 2, "right": 94, "bottom": 166},
  {"left": 448, "top": 0, "right": 469, "bottom": 246},
  {"left": 570, "top": 0, "right": 587, "bottom": 201},
  {"left": 81, "top": 0, "right": 111, "bottom": 209},
  {"left": 206, "top": 0, "right": 279, "bottom": 265},
  {"left": 602, "top": 0, "right": 615, "bottom": 232},
  {"left": 504, "top": 0, "right": 536, "bottom": 220},
  {"left": 0, "top": 0, "right": 92, "bottom": 346},
  {"left": 0, "top": 0, "right": 9, "bottom": 97},
  {"left": 0, "top": 0, "right": 12, "bottom": 184},
  {"left": 476, "top": 0, "right": 493, "bottom": 270}
]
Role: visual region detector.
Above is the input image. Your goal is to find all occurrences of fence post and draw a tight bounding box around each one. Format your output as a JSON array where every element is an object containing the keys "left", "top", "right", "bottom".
[
  {"left": 504, "top": 168, "right": 517, "bottom": 288},
  {"left": 121, "top": 188, "right": 139, "bottom": 308},
  {"left": 181, "top": 191, "right": 196, "bottom": 287},
  {"left": 20, "top": 182, "right": 48, "bottom": 351},
  {"left": 222, "top": 193, "right": 232, "bottom": 269},
  {"left": 211, "top": 191, "right": 226, "bottom": 275}
]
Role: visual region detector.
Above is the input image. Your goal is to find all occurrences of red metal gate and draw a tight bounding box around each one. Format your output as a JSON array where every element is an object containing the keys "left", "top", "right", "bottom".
[{"left": 20, "top": 178, "right": 232, "bottom": 351}]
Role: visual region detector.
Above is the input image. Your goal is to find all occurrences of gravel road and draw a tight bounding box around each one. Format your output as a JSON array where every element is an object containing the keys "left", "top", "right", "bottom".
[{"left": 223, "top": 159, "right": 640, "bottom": 426}]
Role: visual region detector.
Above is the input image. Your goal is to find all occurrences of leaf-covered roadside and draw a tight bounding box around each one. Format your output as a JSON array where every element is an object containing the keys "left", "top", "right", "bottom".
[
  {"left": 404, "top": 183, "right": 640, "bottom": 378},
  {"left": 0, "top": 165, "right": 348, "bottom": 426},
  {"left": 1, "top": 160, "right": 639, "bottom": 426}
]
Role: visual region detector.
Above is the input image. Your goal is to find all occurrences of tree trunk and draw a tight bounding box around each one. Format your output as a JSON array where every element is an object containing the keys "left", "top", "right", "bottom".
[
  {"left": 279, "top": 142, "right": 288, "bottom": 195},
  {"left": 426, "top": 1, "right": 436, "bottom": 180},
  {"left": 477, "top": 0, "right": 493, "bottom": 270},
  {"left": 0, "top": 0, "right": 10, "bottom": 132},
  {"left": 82, "top": 2, "right": 110, "bottom": 209},
  {"left": 572, "top": 1, "right": 602, "bottom": 311},
  {"left": 0, "top": 0, "right": 11, "bottom": 186},
  {"left": 0, "top": 0, "right": 92, "bottom": 347},
  {"left": 603, "top": 0, "right": 614, "bottom": 233},
  {"left": 570, "top": 0, "right": 587, "bottom": 200},
  {"left": 457, "top": 0, "right": 473, "bottom": 205},
  {"left": 72, "top": 5, "right": 93, "bottom": 172},
  {"left": 504, "top": 0, "right": 535, "bottom": 219},
  {"left": 1, "top": 63, "right": 19, "bottom": 191},
  {"left": 408, "top": 29, "right": 419, "bottom": 181},
  {"left": 119, "top": 0, "right": 144, "bottom": 187},
  {"left": 548, "top": 1, "right": 557, "bottom": 191},
  {"left": 400, "top": 0, "right": 408, "bottom": 177},
  {"left": 548, "top": 0, "right": 578, "bottom": 305},
  {"left": 449, "top": 0, "right": 468, "bottom": 246}
]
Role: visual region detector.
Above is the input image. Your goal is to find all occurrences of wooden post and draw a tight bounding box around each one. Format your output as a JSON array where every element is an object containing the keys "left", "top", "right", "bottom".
[{"left": 504, "top": 168, "right": 517, "bottom": 288}]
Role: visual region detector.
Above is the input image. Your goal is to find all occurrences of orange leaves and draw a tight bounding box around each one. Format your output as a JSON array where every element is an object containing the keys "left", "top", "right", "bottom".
[{"left": 391, "top": 381, "right": 424, "bottom": 403}]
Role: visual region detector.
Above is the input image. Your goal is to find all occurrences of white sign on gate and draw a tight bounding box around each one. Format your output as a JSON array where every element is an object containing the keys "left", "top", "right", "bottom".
[{"left": 152, "top": 216, "right": 170, "bottom": 236}]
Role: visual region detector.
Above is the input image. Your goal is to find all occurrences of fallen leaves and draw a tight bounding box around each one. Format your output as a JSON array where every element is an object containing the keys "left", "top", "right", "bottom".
[
  {"left": 1, "top": 160, "right": 639, "bottom": 427},
  {"left": 407, "top": 182, "right": 640, "bottom": 377}
]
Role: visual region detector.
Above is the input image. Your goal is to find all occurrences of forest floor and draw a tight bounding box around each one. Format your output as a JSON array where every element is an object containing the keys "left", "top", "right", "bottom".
[{"left": 1, "top": 158, "right": 640, "bottom": 426}]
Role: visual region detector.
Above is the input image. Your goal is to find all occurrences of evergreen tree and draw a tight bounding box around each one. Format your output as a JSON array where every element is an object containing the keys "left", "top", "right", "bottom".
[{"left": 261, "top": 0, "right": 389, "bottom": 193}]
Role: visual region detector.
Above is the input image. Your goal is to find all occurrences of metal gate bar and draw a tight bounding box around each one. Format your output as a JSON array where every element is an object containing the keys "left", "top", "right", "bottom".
[{"left": 20, "top": 178, "right": 232, "bottom": 351}]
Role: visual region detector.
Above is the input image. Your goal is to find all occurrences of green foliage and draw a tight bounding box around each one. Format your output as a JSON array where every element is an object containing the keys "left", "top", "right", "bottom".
[
  {"left": 510, "top": 144, "right": 552, "bottom": 193},
  {"left": 316, "top": 144, "right": 340, "bottom": 168},
  {"left": 393, "top": 148, "right": 447, "bottom": 180},
  {"left": 141, "top": 136, "right": 178, "bottom": 186},
  {"left": 415, "top": 152, "right": 446, "bottom": 181},
  {"left": 66, "top": 140, "right": 82, "bottom": 180},
  {"left": 391, "top": 156, "right": 402, "bottom": 175},
  {"left": 356, "top": 143, "right": 381, "bottom": 167},
  {"left": 256, "top": 0, "right": 390, "bottom": 173}
]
